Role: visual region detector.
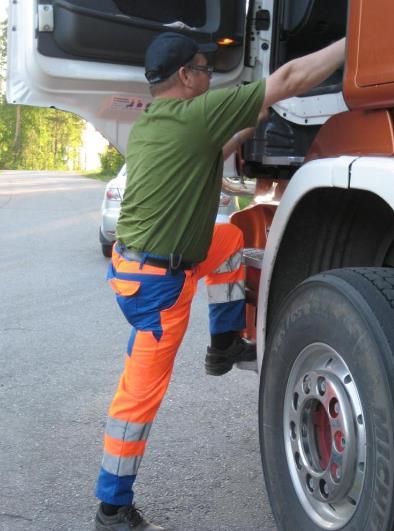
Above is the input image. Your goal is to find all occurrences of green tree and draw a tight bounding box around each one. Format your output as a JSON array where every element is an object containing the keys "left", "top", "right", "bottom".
[
  {"left": 100, "top": 145, "right": 124, "bottom": 175},
  {"left": 0, "top": 102, "right": 86, "bottom": 170},
  {"left": 0, "top": 18, "right": 85, "bottom": 170},
  {"left": 0, "top": 19, "right": 6, "bottom": 88}
]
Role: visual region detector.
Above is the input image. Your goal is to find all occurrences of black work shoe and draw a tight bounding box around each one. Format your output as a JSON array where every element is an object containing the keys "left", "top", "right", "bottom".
[
  {"left": 205, "top": 338, "right": 256, "bottom": 376},
  {"left": 95, "top": 503, "right": 164, "bottom": 530}
]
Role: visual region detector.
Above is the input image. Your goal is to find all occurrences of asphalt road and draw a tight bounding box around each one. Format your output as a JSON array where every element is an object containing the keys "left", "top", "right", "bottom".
[{"left": 0, "top": 171, "right": 276, "bottom": 531}]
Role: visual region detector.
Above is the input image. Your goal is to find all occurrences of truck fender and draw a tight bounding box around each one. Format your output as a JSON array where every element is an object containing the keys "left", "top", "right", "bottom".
[
  {"left": 256, "top": 156, "right": 357, "bottom": 372},
  {"left": 350, "top": 157, "right": 394, "bottom": 211}
]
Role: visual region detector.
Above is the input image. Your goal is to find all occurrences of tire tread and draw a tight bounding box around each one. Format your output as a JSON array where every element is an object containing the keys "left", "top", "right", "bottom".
[
  {"left": 350, "top": 267, "right": 394, "bottom": 308},
  {"left": 260, "top": 266, "right": 394, "bottom": 531}
]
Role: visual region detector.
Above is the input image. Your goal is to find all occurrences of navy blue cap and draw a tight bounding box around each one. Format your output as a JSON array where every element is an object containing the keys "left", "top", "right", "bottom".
[{"left": 145, "top": 32, "right": 217, "bottom": 84}]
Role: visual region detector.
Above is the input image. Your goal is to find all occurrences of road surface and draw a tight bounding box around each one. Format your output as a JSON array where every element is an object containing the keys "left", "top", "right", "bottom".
[{"left": 0, "top": 171, "right": 276, "bottom": 531}]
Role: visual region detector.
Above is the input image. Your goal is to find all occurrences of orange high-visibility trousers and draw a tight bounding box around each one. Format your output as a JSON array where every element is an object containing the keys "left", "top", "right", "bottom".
[{"left": 96, "top": 223, "right": 245, "bottom": 505}]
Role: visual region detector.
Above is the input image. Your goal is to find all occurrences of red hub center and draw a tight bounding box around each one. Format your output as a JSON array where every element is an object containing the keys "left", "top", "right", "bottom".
[{"left": 313, "top": 402, "right": 332, "bottom": 470}]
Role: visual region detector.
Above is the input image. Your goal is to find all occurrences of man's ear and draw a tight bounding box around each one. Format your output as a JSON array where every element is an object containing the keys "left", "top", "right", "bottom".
[{"left": 178, "top": 66, "right": 193, "bottom": 89}]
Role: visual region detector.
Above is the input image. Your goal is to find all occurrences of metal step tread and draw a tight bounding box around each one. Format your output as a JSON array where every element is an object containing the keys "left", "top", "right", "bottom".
[{"left": 242, "top": 247, "right": 265, "bottom": 269}]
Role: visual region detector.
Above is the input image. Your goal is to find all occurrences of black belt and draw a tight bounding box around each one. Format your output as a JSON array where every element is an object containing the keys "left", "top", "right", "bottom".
[{"left": 117, "top": 244, "right": 194, "bottom": 271}]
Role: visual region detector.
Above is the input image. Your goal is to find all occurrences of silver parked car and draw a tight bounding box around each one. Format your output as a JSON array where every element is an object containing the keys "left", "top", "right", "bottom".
[
  {"left": 99, "top": 163, "right": 238, "bottom": 257},
  {"left": 99, "top": 164, "right": 127, "bottom": 257}
]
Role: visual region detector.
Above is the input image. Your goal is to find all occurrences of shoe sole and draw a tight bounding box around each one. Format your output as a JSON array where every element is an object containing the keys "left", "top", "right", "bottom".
[
  {"left": 205, "top": 360, "right": 233, "bottom": 376},
  {"left": 205, "top": 350, "right": 258, "bottom": 375},
  {"left": 95, "top": 522, "right": 111, "bottom": 531}
]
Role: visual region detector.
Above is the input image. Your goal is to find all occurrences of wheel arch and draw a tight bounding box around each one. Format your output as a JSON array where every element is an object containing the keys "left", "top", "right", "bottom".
[{"left": 256, "top": 156, "right": 394, "bottom": 372}]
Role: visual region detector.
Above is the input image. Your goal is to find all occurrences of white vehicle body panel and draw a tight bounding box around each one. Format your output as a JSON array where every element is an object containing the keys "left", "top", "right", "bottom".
[
  {"left": 256, "top": 156, "right": 357, "bottom": 371},
  {"left": 7, "top": 0, "right": 347, "bottom": 153},
  {"left": 6, "top": 0, "right": 247, "bottom": 154},
  {"left": 350, "top": 157, "right": 394, "bottom": 211},
  {"left": 273, "top": 92, "right": 348, "bottom": 126}
]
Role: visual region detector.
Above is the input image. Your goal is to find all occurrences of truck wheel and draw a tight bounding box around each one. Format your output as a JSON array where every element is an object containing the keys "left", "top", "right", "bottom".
[{"left": 259, "top": 268, "right": 394, "bottom": 531}]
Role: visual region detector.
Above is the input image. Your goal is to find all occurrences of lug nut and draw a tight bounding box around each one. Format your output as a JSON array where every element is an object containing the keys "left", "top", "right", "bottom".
[
  {"left": 303, "top": 375, "right": 312, "bottom": 394},
  {"left": 320, "top": 480, "right": 329, "bottom": 497},
  {"left": 317, "top": 377, "right": 326, "bottom": 395},
  {"left": 306, "top": 475, "right": 314, "bottom": 492},
  {"left": 331, "top": 463, "right": 341, "bottom": 481}
]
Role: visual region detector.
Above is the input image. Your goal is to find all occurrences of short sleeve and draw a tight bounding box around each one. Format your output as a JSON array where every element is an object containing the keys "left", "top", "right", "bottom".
[{"left": 200, "top": 80, "right": 265, "bottom": 149}]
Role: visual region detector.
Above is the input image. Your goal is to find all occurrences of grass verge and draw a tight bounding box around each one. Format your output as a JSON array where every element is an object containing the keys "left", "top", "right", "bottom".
[{"left": 80, "top": 170, "right": 114, "bottom": 182}]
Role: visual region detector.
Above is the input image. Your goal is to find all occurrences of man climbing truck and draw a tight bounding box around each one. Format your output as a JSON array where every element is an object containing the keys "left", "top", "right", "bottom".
[{"left": 6, "top": 0, "right": 394, "bottom": 529}]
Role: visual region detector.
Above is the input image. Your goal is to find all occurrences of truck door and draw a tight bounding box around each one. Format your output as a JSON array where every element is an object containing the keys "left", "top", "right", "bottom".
[{"left": 7, "top": 0, "right": 248, "bottom": 153}]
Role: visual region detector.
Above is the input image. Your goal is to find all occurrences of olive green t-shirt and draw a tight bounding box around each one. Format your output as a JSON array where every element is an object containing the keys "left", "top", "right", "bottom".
[{"left": 116, "top": 80, "right": 265, "bottom": 263}]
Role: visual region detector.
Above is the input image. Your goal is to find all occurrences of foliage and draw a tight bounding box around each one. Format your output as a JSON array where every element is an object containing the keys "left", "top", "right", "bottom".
[
  {"left": 238, "top": 196, "right": 252, "bottom": 209},
  {"left": 99, "top": 145, "right": 124, "bottom": 175},
  {"left": 0, "top": 19, "right": 6, "bottom": 87},
  {"left": 0, "top": 99, "right": 86, "bottom": 170},
  {"left": 0, "top": 18, "right": 85, "bottom": 170}
]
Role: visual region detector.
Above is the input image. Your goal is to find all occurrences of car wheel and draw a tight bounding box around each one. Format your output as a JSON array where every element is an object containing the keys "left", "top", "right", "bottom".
[
  {"left": 99, "top": 227, "right": 114, "bottom": 257},
  {"left": 260, "top": 268, "right": 394, "bottom": 531},
  {"left": 101, "top": 243, "right": 113, "bottom": 258}
]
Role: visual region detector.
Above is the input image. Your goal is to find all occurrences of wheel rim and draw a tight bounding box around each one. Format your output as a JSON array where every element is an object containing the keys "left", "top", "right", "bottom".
[{"left": 283, "top": 343, "right": 366, "bottom": 529}]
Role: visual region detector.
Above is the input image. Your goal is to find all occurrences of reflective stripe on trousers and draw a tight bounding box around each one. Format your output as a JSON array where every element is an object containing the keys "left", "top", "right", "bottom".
[{"left": 96, "top": 223, "right": 245, "bottom": 505}]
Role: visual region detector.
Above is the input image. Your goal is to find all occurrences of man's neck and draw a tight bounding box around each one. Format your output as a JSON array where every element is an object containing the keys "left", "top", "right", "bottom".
[{"left": 154, "top": 86, "right": 191, "bottom": 100}]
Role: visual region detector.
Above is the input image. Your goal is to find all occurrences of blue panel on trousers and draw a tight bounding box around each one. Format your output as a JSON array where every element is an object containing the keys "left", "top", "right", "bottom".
[
  {"left": 108, "top": 263, "right": 185, "bottom": 341},
  {"left": 96, "top": 467, "right": 136, "bottom": 506},
  {"left": 208, "top": 299, "right": 246, "bottom": 334}
]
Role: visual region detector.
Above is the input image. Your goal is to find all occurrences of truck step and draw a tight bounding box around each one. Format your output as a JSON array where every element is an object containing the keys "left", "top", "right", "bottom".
[
  {"left": 242, "top": 247, "right": 265, "bottom": 269},
  {"left": 236, "top": 360, "right": 258, "bottom": 373}
]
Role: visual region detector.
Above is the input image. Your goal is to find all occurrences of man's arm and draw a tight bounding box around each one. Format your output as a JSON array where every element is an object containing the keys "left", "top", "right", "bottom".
[
  {"left": 222, "top": 110, "right": 269, "bottom": 160},
  {"left": 263, "top": 38, "right": 346, "bottom": 111},
  {"left": 222, "top": 126, "right": 255, "bottom": 161},
  {"left": 222, "top": 39, "right": 345, "bottom": 161}
]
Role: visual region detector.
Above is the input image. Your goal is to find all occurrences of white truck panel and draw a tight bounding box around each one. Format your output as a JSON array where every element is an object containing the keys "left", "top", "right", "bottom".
[{"left": 350, "top": 157, "right": 394, "bottom": 211}]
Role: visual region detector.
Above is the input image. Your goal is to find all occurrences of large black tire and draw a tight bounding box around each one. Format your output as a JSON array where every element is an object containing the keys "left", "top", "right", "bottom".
[{"left": 260, "top": 268, "right": 394, "bottom": 531}]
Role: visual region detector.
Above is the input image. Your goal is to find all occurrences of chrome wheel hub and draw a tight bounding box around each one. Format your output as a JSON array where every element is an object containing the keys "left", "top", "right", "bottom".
[{"left": 283, "top": 343, "right": 366, "bottom": 529}]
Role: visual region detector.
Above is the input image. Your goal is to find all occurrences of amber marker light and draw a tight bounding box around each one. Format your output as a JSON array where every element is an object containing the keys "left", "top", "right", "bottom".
[{"left": 217, "top": 37, "right": 237, "bottom": 46}]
